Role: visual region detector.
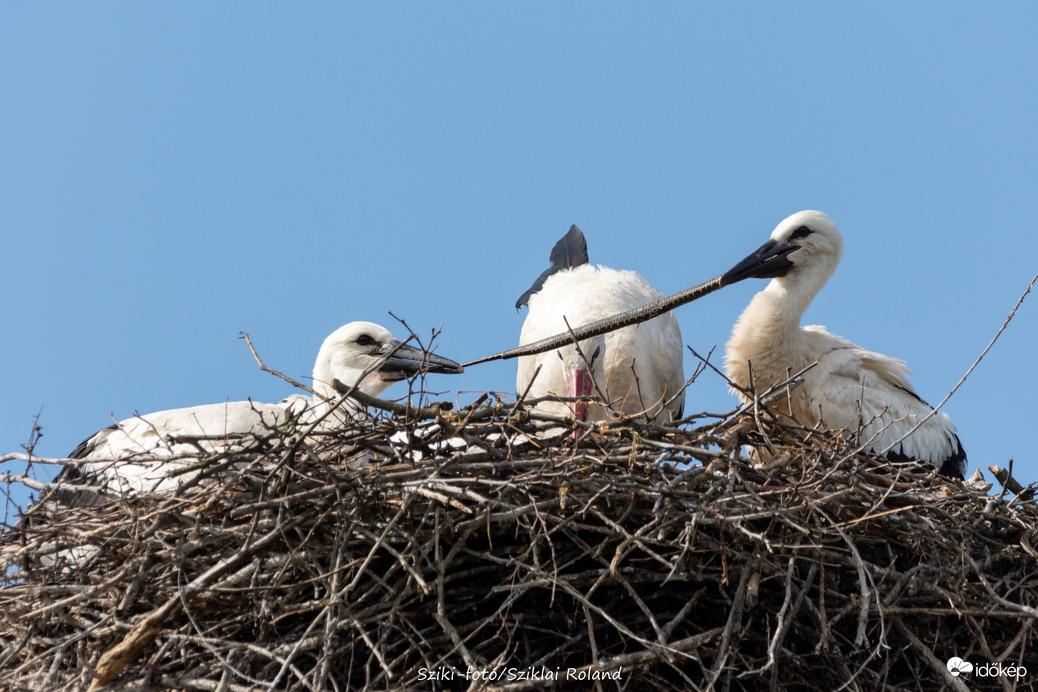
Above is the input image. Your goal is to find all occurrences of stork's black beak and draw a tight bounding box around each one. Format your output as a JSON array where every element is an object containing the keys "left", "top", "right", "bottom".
[
  {"left": 721, "top": 238, "right": 797, "bottom": 285},
  {"left": 379, "top": 340, "right": 465, "bottom": 378}
]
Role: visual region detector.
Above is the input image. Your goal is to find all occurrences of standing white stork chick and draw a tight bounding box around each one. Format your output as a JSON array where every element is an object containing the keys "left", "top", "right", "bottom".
[
  {"left": 56, "top": 321, "right": 463, "bottom": 501},
  {"left": 722, "top": 210, "right": 966, "bottom": 479},
  {"left": 516, "top": 225, "right": 685, "bottom": 432}
]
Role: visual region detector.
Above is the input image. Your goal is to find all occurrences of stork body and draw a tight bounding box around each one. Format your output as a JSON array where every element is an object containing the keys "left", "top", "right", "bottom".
[
  {"left": 516, "top": 227, "right": 684, "bottom": 427},
  {"left": 723, "top": 211, "right": 966, "bottom": 478},
  {"left": 58, "top": 322, "right": 463, "bottom": 499}
]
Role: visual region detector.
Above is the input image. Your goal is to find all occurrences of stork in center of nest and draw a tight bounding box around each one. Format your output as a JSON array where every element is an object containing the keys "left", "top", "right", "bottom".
[{"left": 516, "top": 225, "right": 685, "bottom": 436}]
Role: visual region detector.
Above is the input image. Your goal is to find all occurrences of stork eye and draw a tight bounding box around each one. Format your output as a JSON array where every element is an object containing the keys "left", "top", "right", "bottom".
[
  {"left": 790, "top": 225, "right": 812, "bottom": 241},
  {"left": 355, "top": 334, "right": 377, "bottom": 347}
]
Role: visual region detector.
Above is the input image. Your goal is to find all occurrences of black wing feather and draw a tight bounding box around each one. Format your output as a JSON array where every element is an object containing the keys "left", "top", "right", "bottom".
[{"left": 515, "top": 225, "right": 589, "bottom": 309}]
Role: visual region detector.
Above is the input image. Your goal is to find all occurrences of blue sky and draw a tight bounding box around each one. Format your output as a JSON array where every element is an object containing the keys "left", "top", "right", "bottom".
[{"left": 3, "top": 4, "right": 1037, "bottom": 518}]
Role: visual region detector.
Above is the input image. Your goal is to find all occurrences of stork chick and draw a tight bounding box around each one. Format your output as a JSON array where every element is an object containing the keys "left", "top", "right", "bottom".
[
  {"left": 58, "top": 321, "right": 463, "bottom": 500},
  {"left": 722, "top": 211, "right": 966, "bottom": 478}
]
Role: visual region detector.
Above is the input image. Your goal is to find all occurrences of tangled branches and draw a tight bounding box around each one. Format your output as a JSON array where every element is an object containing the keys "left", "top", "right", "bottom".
[{"left": 2, "top": 394, "right": 1037, "bottom": 691}]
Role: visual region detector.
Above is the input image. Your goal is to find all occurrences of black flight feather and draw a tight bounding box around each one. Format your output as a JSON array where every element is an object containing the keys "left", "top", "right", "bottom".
[{"left": 515, "top": 224, "right": 589, "bottom": 309}]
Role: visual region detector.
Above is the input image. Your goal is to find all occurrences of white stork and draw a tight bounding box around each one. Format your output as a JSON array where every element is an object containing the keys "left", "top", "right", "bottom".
[
  {"left": 516, "top": 225, "right": 685, "bottom": 432},
  {"left": 722, "top": 210, "right": 966, "bottom": 478},
  {"left": 55, "top": 321, "right": 463, "bottom": 501}
]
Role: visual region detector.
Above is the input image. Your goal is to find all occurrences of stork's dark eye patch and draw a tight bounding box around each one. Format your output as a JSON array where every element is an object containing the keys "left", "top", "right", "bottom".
[
  {"left": 355, "top": 334, "right": 376, "bottom": 347},
  {"left": 790, "top": 225, "right": 812, "bottom": 240}
]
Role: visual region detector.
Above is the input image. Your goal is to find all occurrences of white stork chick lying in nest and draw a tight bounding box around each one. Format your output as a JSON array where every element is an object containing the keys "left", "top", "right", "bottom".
[
  {"left": 722, "top": 210, "right": 966, "bottom": 479},
  {"left": 516, "top": 225, "right": 685, "bottom": 436},
  {"left": 52, "top": 321, "right": 463, "bottom": 503}
]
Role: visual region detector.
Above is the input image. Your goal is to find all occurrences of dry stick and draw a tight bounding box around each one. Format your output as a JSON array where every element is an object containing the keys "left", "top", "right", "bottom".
[
  {"left": 334, "top": 383, "right": 451, "bottom": 420},
  {"left": 711, "top": 368, "right": 811, "bottom": 433},
  {"left": 996, "top": 620, "right": 1033, "bottom": 666},
  {"left": 340, "top": 493, "right": 420, "bottom": 598},
  {"left": 0, "top": 452, "right": 89, "bottom": 466},
  {"left": 563, "top": 315, "right": 614, "bottom": 415},
  {"left": 742, "top": 557, "right": 819, "bottom": 677},
  {"left": 464, "top": 274, "right": 726, "bottom": 367},
  {"left": 961, "top": 616, "right": 1015, "bottom": 692},
  {"left": 706, "top": 561, "right": 753, "bottom": 690},
  {"left": 877, "top": 270, "right": 1038, "bottom": 459},
  {"left": 687, "top": 343, "right": 748, "bottom": 395},
  {"left": 746, "top": 361, "right": 783, "bottom": 458},
  {"left": 661, "top": 344, "right": 715, "bottom": 422},
  {"left": 987, "top": 464, "right": 1035, "bottom": 502},
  {"left": 240, "top": 332, "right": 319, "bottom": 397},
  {"left": 814, "top": 508, "right": 879, "bottom": 651},
  {"left": 86, "top": 510, "right": 313, "bottom": 691},
  {"left": 20, "top": 566, "right": 131, "bottom": 620},
  {"left": 432, "top": 512, "right": 479, "bottom": 672},
  {"left": 267, "top": 604, "right": 327, "bottom": 691},
  {"left": 511, "top": 364, "right": 543, "bottom": 415},
  {"left": 893, "top": 619, "right": 970, "bottom": 692},
  {"left": 0, "top": 473, "right": 100, "bottom": 497},
  {"left": 662, "top": 589, "right": 706, "bottom": 641},
  {"left": 490, "top": 627, "right": 727, "bottom": 692},
  {"left": 963, "top": 553, "right": 1038, "bottom": 619}
]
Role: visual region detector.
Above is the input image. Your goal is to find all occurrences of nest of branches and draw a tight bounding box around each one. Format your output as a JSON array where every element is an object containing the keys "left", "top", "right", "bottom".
[{"left": 2, "top": 390, "right": 1037, "bottom": 691}]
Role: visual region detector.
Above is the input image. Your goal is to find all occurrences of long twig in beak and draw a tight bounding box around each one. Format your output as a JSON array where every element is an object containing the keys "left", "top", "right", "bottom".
[{"left": 464, "top": 274, "right": 725, "bottom": 367}]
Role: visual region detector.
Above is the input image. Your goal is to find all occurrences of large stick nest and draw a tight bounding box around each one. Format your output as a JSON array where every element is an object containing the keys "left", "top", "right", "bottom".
[{"left": 2, "top": 392, "right": 1037, "bottom": 691}]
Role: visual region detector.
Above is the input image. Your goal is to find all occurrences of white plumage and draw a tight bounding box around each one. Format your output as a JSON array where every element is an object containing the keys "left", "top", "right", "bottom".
[
  {"left": 516, "top": 227, "right": 685, "bottom": 429},
  {"left": 722, "top": 210, "right": 966, "bottom": 478},
  {"left": 59, "top": 321, "right": 463, "bottom": 499}
]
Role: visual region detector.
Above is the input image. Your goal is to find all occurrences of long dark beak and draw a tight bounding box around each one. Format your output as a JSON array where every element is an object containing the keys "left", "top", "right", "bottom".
[
  {"left": 721, "top": 238, "right": 796, "bottom": 285},
  {"left": 380, "top": 340, "right": 465, "bottom": 377}
]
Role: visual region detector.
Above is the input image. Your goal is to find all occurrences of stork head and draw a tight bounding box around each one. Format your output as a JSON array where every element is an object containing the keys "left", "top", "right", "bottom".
[
  {"left": 721, "top": 211, "right": 844, "bottom": 289},
  {"left": 312, "top": 321, "right": 463, "bottom": 399}
]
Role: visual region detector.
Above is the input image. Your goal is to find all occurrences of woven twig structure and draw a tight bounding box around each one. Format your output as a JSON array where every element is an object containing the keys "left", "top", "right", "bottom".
[{"left": 2, "top": 393, "right": 1036, "bottom": 691}]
